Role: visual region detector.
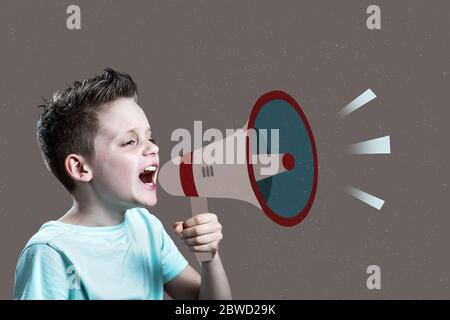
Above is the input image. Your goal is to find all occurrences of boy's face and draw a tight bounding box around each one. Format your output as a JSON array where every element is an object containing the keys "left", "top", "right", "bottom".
[{"left": 89, "top": 97, "right": 159, "bottom": 210}]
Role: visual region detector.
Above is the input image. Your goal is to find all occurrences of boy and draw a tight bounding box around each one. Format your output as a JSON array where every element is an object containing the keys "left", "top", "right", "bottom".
[{"left": 14, "top": 68, "right": 232, "bottom": 300}]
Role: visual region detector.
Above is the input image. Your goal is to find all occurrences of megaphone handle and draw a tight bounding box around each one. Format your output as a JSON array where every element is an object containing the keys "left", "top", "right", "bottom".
[{"left": 190, "top": 197, "right": 213, "bottom": 263}]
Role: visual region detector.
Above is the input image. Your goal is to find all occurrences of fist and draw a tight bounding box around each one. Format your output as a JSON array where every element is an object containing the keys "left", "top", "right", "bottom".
[{"left": 174, "top": 213, "right": 223, "bottom": 256}]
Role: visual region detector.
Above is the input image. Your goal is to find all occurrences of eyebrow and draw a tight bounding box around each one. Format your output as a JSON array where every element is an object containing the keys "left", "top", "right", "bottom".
[
  {"left": 115, "top": 127, "right": 151, "bottom": 139},
  {"left": 125, "top": 127, "right": 151, "bottom": 134}
]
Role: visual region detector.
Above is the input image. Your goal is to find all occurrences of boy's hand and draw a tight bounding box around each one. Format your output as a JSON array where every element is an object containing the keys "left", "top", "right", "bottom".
[{"left": 174, "top": 213, "right": 223, "bottom": 256}]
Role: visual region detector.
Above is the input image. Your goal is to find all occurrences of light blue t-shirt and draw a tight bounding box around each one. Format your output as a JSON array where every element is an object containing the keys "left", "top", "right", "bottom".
[{"left": 14, "top": 207, "right": 188, "bottom": 300}]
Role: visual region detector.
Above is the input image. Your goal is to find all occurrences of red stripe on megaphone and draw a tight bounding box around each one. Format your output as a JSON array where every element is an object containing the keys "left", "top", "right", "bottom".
[{"left": 179, "top": 152, "right": 199, "bottom": 197}]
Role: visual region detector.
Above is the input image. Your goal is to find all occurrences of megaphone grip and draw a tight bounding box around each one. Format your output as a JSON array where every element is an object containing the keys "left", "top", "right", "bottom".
[{"left": 190, "top": 197, "right": 214, "bottom": 263}]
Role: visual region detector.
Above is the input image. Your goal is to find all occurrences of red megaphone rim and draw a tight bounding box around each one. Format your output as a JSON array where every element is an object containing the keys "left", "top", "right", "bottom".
[{"left": 246, "top": 90, "right": 318, "bottom": 227}]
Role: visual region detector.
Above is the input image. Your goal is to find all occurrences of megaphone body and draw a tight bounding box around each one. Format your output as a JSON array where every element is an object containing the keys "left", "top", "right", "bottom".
[
  {"left": 159, "top": 91, "right": 318, "bottom": 260},
  {"left": 160, "top": 129, "right": 293, "bottom": 208}
]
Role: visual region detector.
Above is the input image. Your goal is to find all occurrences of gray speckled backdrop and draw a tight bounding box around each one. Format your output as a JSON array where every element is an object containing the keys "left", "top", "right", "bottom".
[{"left": 0, "top": 0, "right": 449, "bottom": 299}]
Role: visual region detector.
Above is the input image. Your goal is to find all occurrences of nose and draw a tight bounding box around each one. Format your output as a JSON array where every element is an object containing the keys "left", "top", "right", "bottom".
[{"left": 143, "top": 139, "right": 159, "bottom": 156}]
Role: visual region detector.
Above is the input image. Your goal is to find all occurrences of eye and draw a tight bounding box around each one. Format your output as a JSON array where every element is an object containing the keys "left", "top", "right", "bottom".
[
  {"left": 122, "top": 140, "right": 136, "bottom": 147},
  {"left": 149, "top": 138, "right": 157, "bottom": 144}
]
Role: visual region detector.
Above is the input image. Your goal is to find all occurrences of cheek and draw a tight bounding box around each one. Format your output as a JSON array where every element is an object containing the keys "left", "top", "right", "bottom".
[
  {"left": 106, "top": 166, "right": 133, "bottom": 185},
  {"left": 95, "top": 152, "right": 136, "bottom": 186}
]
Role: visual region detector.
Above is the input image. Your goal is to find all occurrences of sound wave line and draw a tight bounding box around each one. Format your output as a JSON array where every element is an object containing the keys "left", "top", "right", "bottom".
[
  {"left": 348, "top": 135, "right": 391, "bottom": 155},
  {"left": 338, "top": 89, "right": 376, "bottom": 119},
  {"left": 344, "top": 186, "right": 385, "bottom": 210},
  {"left": 338, "top": 89, "right": 389, "bottom": 210}
]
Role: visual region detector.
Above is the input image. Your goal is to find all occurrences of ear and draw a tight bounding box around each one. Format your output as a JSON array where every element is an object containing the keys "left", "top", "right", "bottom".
[{"left": 64, "top": 154, "right": 93, "bottom": 183}]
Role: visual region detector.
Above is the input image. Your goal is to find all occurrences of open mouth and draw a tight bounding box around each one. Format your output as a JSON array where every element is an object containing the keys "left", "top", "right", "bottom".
[{"left": 139, "top": 165, "right": 158, "bottom": 190}]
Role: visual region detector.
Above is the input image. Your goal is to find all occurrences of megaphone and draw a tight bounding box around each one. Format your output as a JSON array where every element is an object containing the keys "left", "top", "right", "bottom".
[{"left": 159, "top": 91, "right": 318, "bottom": 261}]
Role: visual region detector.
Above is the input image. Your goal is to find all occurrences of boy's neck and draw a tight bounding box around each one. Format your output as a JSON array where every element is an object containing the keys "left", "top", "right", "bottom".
[{"left": 59, "top": 199, "right": 126, "bottom": 227}]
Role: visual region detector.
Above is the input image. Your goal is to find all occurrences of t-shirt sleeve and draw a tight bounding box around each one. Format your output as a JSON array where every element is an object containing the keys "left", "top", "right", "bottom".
[
  {"left": 158, "top": 223, "right": 188, "bottom": 284},
  {"left": 14, "top": 243, "right": 70, "bottom": 300}
]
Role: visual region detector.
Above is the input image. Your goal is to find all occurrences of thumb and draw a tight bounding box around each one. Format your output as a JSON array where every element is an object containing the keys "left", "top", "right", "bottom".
[{"left": 173, "top": 221, "right": 184, "bottom": 235}]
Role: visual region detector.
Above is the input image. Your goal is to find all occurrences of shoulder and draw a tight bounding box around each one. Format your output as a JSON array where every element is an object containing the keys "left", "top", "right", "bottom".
[
  {"left": 18, "top": 242, "right": 65, "bottom": 265},
  {"left": 20, "top": 221, "right": 69, "bottom": 257},
  {"left": 16, "top": 222, "right": 70, "bottom": 275}
]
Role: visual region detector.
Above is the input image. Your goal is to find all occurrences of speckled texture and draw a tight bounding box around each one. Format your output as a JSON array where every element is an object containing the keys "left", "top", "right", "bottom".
[{"left": 0, "top": 0, "right": 449, "bottom": 299}]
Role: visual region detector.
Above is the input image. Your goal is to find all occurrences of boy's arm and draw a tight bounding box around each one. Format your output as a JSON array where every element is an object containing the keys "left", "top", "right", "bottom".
[
  {"left": 164, "top": 264, "right": 200, "bottom": 299},
  {"left": 164, "top": 253, "right": 231, "bottom": 300},
  {"left": 14, "top": 244, "right": 70, "bottom": 300},
  {"left": 164, "top": 213, "right": 232, "bottom": 300},
  {"left": 198, "top": 252, "right": 232, "bottom": 300}
]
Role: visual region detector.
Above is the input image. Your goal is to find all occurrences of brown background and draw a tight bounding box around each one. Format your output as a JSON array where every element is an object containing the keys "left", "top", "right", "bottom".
[{"left": 0, "top": 0, "right": 449, "bottom": 299}]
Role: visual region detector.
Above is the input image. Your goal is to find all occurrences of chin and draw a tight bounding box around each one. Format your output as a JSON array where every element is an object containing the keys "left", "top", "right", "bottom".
[
  {"left": 139, "top": 196, "right": 158, "bottom": 208},
  {"left": 121, "top": 195, "right": 157, "bottom": 211}
]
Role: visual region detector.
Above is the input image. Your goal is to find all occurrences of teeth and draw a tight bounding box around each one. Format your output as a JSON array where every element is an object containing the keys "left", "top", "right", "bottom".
[{"left": 144, "top": 165, "right": 157, "bottom": 172}]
